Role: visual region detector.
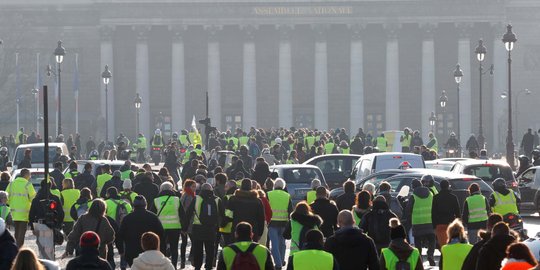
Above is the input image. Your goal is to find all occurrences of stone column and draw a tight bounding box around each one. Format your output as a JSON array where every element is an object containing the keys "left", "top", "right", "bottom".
[
  {"left": 385, "top": 24, "right": 400, "bottom": 130},
  {"left": 206, "top": 25, "right": 222, "bottom": 129},
  {"left": 134, "top": 25, "right": 151, "bottom": 138},
  {"left": 313, "top": 24, "right": 329, "bottom": 130},
  {"left": 278, "top": 25, "right": 293, "bottom": 128},
  {"left": 421, "top": 24, "right": 436, "bottom": 139},
  {"left": 100, "top": 26, "right": 115, "bottom": 140},
  {"left": 349, "top": 24, "right": 365, "bottom": 133},
  {"left": 170, "top": 25, "right": 187, "bottom": 132},
  {"left": 242, "top": 25, "right": 257, "bottom": 129},
  {"left": 457, "top": 23, "right": 472, "bottom": 145},
  {"left": 492, "top": 23, "right": 507, "bottom": 153}
]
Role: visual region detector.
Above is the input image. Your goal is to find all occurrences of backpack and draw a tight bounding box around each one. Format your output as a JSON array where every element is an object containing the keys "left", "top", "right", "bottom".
[
  {"left": 113, "top": 200, "right": 129, "bottom": 225},
  {"left": 76, "top": 203, "right": 89, "bottom": 218},
  {"left": 120, "top": 192, "right": 133, "bottom": 205},
  {"left": 197, "top": 197, "right": 218, "bottom": 226},
  {"left": 229, "top": 243, "right": 260, "bottom": 270}
]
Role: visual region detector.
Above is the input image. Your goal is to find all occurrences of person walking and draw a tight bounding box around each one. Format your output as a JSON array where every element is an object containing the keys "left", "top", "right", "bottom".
[
  {"left": 521, "top": 128, "right": 535, "bottom": 158},
  {"left": 69, "top": 187, "right": 93, "bottom": 221},
  {"left": 118, "top": 195, "right": 165, "bottom": 266},
  {"left": 153, "top": 181, "right": 184, "bottom": 269},
  {"left": 336, "top": 180, "right": 356, "bottom": 211},
  {"left": 50, "top": 162, "right": 65, "bottom": 191},
  {"left": 180, "top": 179, "right": 197, "bottom": 268},
  {"left": 226, "top": 179, "right": 266, "bottom": 242},
  {"left": 185, "top": 183, "right": 223, "bottom": 270},
  {"left": 439, "top": 219, "right": 472, "bottom": 270},
  {"left": 131, "top": 232, "right": 175, "bottom": 270},
  {"left": 65, "top": 231, "right": 112, "bottom": 270},
  {"left": 6, "top": 168, "right": 36, "bottom": 247},
  {"left": 352, "top": 190, "right": 371, "bottom": 226},
  {"left": 490, "top": 178, "right": 520, "bottom": 217},
  {"left": 462, "top": 183, "right": 490, "bottom": 244},
  {"left": 94, "top": 164, "right": 113, "bottom": 198},
  {"left": 380, "top": 218, "right": 423, "bottom": 270},
  {"left": 75, "top": 163, "right": 95, "bottom": 191},
  {"left": 501, "top": 243, "right": 538, "bottom": 270},
  {"left": 100, "top": 171, "right": 124, "bottom": 199},
  {"left": 309, "top": 186, "right": 338, "bottom": 238},
  {"left": 287, "top": 229, "right": 339, "bottom": 270},
  {"left": 360, "top": 195, "right": 397, "bottom": 252},
  {"left": 283, "top": 201, "right": 322, "bottom": 256},
  {"left": 461, "top": 213, "right": 504, "bottom": 270},
  {"left": 217, "top": 222, "right": 275, "bottom": 270},
  {"left": 325, "top": 210, "right": 380, "bottom": 270},
  {"left": 432, "top": 180, "right": 461, "bottom": 247},
  {"left": 61, "top": 178, "right": 80, "bottom": 236},
  {"left": 0, "top": 218, "right": 18, "bottom": 270},
  {"left": 378, "top": 181, "right": 403, "bottom": 218},
  {"left": 220, "top": 180, "right": 238, "bottom": 246},
  {"left": 476, "top": 221, "right": 517, "bottom": 270},
  {"left": 133, "top": 172, "right": 160, "bottom": 211},
  {"left": 267, "top": 178, "right": 293, "bottom": 270},
  {"left": 305, "top": 179, "right": 321, "bottom": 205}
]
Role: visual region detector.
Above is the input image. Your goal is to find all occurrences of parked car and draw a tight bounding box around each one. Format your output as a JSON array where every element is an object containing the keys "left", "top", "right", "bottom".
[
  {"left": 350, "top": 152, "right": 425, "bottom": 182},
  {"left": 10, "top": 168, "right": 50, "bottom": 192},
  {"left": 303, "top": 154, "right": 361, "bottom": 190},
  {"left": 516, "top": 166, "right": 540, "bottom": 211},
  {"left": 269, "top": 164, "right": 326, "bottom": 204},
  {"left": 425, "top": 160, "right": 456, "bottom": 171},
  {"left": 450, "top": 159, "right": 519, "bottom": 197},
  {"left": 11, "top": 143, "right": 69, "bottom": 172}
]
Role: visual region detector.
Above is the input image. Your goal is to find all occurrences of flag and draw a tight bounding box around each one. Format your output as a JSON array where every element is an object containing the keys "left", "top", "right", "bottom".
[{"left": 191, "top": 115, "right": 198, "bottom": 134}]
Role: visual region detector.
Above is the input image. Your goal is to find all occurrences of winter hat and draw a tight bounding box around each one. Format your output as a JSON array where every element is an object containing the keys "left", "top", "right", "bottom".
[
  {"left": 113, "top": 170, "right": 122, "bottom": 178},
  {"left": 80, "top": 231, "right": 100, "bottom": 248},
  {"left": 389, "top": 218, "right": 407, "bottom": 240},
  {"left": 0, "top": 218, "right": 5, "bottom": 237},
  {"left": 133, "top": 195, "right": 147, "bottom": 208},
  {"left": 122, "top": 179, "right": 132, "bottom": 189}
]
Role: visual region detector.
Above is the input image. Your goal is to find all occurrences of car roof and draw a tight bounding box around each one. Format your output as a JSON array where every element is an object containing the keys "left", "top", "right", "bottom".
[
  {"left": 360, "top": 152, "right": 422, "bottom": 158},
  {"left": 270, "top": 164, "right": 321, "bottom": 170},
  {"left": 385, "top": 169, "right": 480, "bottom": 180},
  {"left": 425, "top": 160, "right": 456, "bottom": 165},
  {"left": 437, "top": 158, "right": 472, "bottom": 162},
  {"left": 303, "top": 154, "right": 362, "bottom": 164},
  {"left": 454, "top": 159, "right": 511, "bottom": 167},
  {"left": 77, "top": 160, "right": 127, "bottom": 165}
]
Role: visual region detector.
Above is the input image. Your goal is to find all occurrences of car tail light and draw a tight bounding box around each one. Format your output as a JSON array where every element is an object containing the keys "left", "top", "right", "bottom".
[
  {"left": 509, "top": 181, "right": 518, "bottom": 187},
  {"left": 393, "top": 156, "right": 402, "bottom": 159}
]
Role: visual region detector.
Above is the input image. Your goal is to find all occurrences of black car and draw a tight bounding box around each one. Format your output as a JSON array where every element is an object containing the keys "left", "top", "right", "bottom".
[{"left": 304, "top": 154, "right": 361, "bottom": 190}]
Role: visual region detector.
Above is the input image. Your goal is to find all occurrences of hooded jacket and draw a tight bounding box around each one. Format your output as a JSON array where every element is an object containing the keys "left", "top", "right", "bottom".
[
  {"left": 360, "top": 200, "right": 397, "bottom": 252},
  {"left": 100, "top": 176, "right": 123, "bottom": 198},
  {"left": 65, "top": 246, "right": 112, "bottom": 270},
  {"left": 379, "top": 239, "right": 424, "bottom": 270},
  {"left": 226, "top": 189, "right": 266, "bottom": 239},
  {"left": 324, "top": 226, "right": 380, "bottom": 270},
  {"left": 431, "top": 188, "right": 461, "bottom": 226},
  {"left": 283, "top": 212, "right": 322, "bottom": 249},
  {"left": 133, "top": 176, "right": 160, "bottom": 211},
  {"left": 403, "top": 186, "right": 434, "bottom": 236},
  {"left": 131, "top": 250, "right": 175, "bottom": 270},
  {"left": 310, "top": 198, "right": 339, "bottom": 237},
  {"left": 476, "top": 233, "right": 516, "bottom": 270}
]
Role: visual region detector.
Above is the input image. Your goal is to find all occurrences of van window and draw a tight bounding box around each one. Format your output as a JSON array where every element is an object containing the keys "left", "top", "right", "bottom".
[
  {"left": 374, "top": 156, "right": 424, "bottom": 171},
  {"left": 282, "top": 168, "right": 324, "bottom": 184},
  {"left": 463, "top": 165, "right": 514, "bottom": 183},
  {"left": 359, "top": 160, "right": 372, "bottom": 179},
  {"left": 14, "top": 147, "right": 59, "bottom": 166}
]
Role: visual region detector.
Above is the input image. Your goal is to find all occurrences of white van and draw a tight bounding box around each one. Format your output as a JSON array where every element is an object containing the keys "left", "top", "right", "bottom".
[
  {"left": 11, "top": 143, "right": 69, "bottom": 172},
  {"left": 350, "top": 152, "right": 425, "bottom": 182}
]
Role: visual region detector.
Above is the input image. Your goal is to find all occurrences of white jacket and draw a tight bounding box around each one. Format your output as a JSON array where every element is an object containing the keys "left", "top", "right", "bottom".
[{"left": 131, "top": 250, "right": 175, "bottom": 270}]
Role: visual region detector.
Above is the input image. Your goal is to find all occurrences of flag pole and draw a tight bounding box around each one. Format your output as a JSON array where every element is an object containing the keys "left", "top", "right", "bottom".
[
  {"left": 75, "top": 53, "right": 79, "bottom": 134},
  {"left": 15, "top": 52, "right": 20, "bottom": 131}
]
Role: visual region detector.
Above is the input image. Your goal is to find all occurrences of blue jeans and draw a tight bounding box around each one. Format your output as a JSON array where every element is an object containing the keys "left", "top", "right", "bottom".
[{"left": 268, "top": 225, "right": 286, "bottom": 267}]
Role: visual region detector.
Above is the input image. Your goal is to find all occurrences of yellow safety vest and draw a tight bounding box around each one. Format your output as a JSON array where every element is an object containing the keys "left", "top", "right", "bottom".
[
  {"left": 412, "top": 193, "right": 433, "bottom": 225},
  {"left": 136, "top": 136, "right": 147, "bottom": 150},
  {"left": 152, "top": 135, "right": 164, "bottom": 147},
  {"left": 222, "top": 241, "right": 269, "bottom": 270},
  {"left": 267, "top": 190, "right": 290, "bottom": 221},
  {"left": 381, "top": 248, "right": 420, "bottom": 270},
  {"left": 220, "top": 194, "right": 233, "bottom": 233},
  {"left": 466, "top": 194, "right": 488, "bottom": 223},
  {"left": 305, "top": 136, "right": 316, "bottom": 149},
  {"left": 292, "top": 249, "right": 334, "bottom": 270},
  {"left": 290, "top": 220, "right": 317, "bottom": 254},
  {"left": 0, "top": 205, "right": 11, "bottom": 221},
  {"left": 428, "top": 138, "right": 438, "bottom": 153},
  {"left": 239, "top": 136, "right": 250, "bottom": 147},
  {"left": 492, "top": 191, "right": 519, "bottom": 216},
  {"left": 96, "top": 173, "right": 112, "bottom": 197},
  {"left": 61, "top": 189, "right": 80, "bottom": 222},
  {"left": 324, "top": 143, "right": 335, "bottom": 154},
  {"left": 441, "top": 243, "right": 473, "bottom": 270},
  {"left": 105, "top": 199, "right": 132, "bottom": 221},
  {"left": 179, "top": 135, "right": 189, "bottom": 146},
  {"left": 402, "top": 135, "right": 411, "bottom": 147},
  {"left": 306, "top": 190, "right": 316, "bottom": 205},
  {"left": 7, "top": 177, "right": 36, "bottom": 222},
  {"left": 377, "top": 137, "right": 387, "bottom": 152},
  {"left": 64, "top": 170, "right": 79, "bottom": 179},
  {"left": 154, "top": 195, "right": 182, "bottom": 229}
]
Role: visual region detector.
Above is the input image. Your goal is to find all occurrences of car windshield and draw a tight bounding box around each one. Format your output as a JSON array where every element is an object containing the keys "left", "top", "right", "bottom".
[
  {"left": 463, "top": 165, "right": 514, "bottom": 182},
  {"left": 316, "top": 158, "right": 358, "bottom": 182},
  {"left": 14, "top": 147, "right": 59, "bottom": 165},
  {"left": 426, "top": 163, "right": 454, "bottom": 171},
  {"left": 449, "top": 178, "right": 492, "bottom": 191},
  {"left": 282, "top": 168, "right": 324, "bottom": 184}
]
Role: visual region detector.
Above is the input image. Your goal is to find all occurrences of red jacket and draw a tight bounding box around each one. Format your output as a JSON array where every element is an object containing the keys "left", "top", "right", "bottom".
[{"left": 260, "top": 196, "right": 273, "bottom": 224}]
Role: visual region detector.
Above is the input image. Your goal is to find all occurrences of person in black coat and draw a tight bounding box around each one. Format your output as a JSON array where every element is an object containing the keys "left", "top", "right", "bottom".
[
  {"left": 18, "top": 148, "right": 32, "bottom": 169},
  {"left": 431, "top": 180, "right": 461, "bottom": 247},
  {"left": 100, "top": 171, "right": 123, "bottom": 199},
  {"left": 50, "top": 162, "right": 65, "bottom": 191},
  {"left": 252, "top": 157, "right": 270, "bottom": 186},
  {"left": 309, "top": 186, "right": 339, "bottom": 238},
  {"left": 117, "top": 195, "right": 165, "bottom": 266},
  {"left": 74, "top": 163, "right": 96, "bottom": 191},
  {"left": 225, "top": 179, "right": 266, "bottom": 241},
  {"left": 0, "top": 219, "right": 18, "bottom": 270},
  {"left": 360, "top": 196, "right": 397, "bottom": 252},
  {"left": 461, "top": 213, "right": 503, "bottom": 270},
  {"left": 336, "top": 181, "right": 356, "bottom": 211},
  {"left": 29, "top": 180, "right": 65, "bottom": 230},
  {"left": 133, "top": 172, "right": 160, "bottom": 211},
  {"left": 66, "top": 231, "right": 112, "bottom": 270},
  {"left": 476, "top": 221, "right": 517, "bottom": 270},
  {"left": 325, "top": 210, "right": 380, "bottom": 270}
]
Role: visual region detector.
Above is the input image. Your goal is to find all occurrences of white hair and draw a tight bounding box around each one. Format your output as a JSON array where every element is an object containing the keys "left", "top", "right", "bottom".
[
  {"left": 160, "top": 181, "right": 173, "bottom": 192},
  {"left": 274, "top": 178, "right": 286, "bottom": 189},
  {"left": 363, "top": 183, "right": 376, "bottom": 195}
]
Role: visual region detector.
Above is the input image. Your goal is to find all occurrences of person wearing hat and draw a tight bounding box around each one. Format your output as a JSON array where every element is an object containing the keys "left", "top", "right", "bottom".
[
  {"left": 360, "top": 195, "right": 398, "bottom": 253},
  {"left": 0, "top": 217, "right": 18, "bottom": 269},
  {"left": 287, "top": 229, "right": 339, "bottom": 270},
  {"left": 267, "top": 178, "right": 293, "bottom": 269},
  {"left": 118, "top": 195, "right": 165, "bottom": 266},
  {"left": 225, "top": 179, "right": 265, "bottom": 242},
  {"left": 324, "top": 210, "right": 379, "bottom": 270},
  {"left": 119, "top": 179, "right": 138, "bottom": 205},
  {"left": 380, "top": 218, "right": 423, "bottom": 270},
  {"left": 65, "top": 231, "right": 112, "bottom": 270},
  {"left": 100, "top": 170, "right": 124, "bottom": 199}
]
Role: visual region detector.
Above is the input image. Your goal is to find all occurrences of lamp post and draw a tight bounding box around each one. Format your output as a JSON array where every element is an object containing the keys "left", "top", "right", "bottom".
[
  {"left": 501, "top": 88, "right": 531, "bottom": 142},
  {"left": 439, "top": 90, "right": 448, "bottom": 140},
  {"left": 429, "top": 111, "right": 437, "bottom": 133},
  {"left": 503, "top": 24, "right": 517, "bottom": 168},
  {"left": 134, "top": 93, "right": 142, "bottom": 136},
  {"left": 31, "top": 88, "right": 39, "bottom": 134},
  {"left": 101, "top": 65, "right": 112, "bottom": 146},
  {"left": 453, "top": 64, "right": 463, "bottom": 147},
  {"left": 53, "top": 41, "right": 65, "bottom": 136},
  {"left": 475, "top": 39, "right": 487, "bottom": 149}
]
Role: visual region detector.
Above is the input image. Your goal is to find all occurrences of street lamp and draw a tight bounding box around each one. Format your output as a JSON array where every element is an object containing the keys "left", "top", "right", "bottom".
[
  {"left": 501, "top": 88, "right": 532, "bottom": 142},
  {"left": 454, "top": 64, "right": 463, "bottom": 146},
  {"left": 439, "top": 90, "right": 448, "bottom": 139},
  {"left": 429, "top": 111, "right": 437, "bottom": 133},
  {"left": 503, "top": 24, "right": 517, "bottom": 168},
  {"left": 101, "top": 65, "right": 112, "bottom": 146},
  {"left": 53, "top": 41, "right": 65, "bottom": 136},
  {"left": 475, "top": 39, "right": 487, "bottom": 149},
  {"left": 134, "top": 93, "right": 142, "bottom": 136},
  {"left": 31, "top": 88, "right": 39, "bottom": 134}
]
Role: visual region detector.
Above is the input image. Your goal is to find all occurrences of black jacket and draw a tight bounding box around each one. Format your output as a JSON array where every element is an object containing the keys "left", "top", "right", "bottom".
[
  {"left": 226, "top": 189, "right": 266, "bottom": 239},
  {"left": 461, "top": 231, "right": 491, "bottom": 270},
  {"left": 476, "top": 234, "right": 516, "bottom": 270},
  {"left": 133, "top": 177, "right": 160, "bottom": 211},
  {"left": 118, "top": 207, "right": 165, "bottom": 266},
  {"left": 310, "top": 198, "right": 339, "bottom": 237},
  {"left": 75, "top": 171, "right": 96, "bottom": 191},
  {"left": 283, "top": 212, "right": 322, "bottom": 250},
  {"left": 360, "top": 200, "right": 397, "bottom": 252},
  {"left": 0, "top": 230, "right": 18, "bottom": 270},
  {"left": 379, "top": 239, "right": 423, "bottom": 270},
  {"left": 324, "top": 226, "right": 380, "bottom": 270},
  {"left": 252, "top": 162, "right": 270, "bottom": 185},
  {"left": 0, "top": 181, "right": 9, "bottom": 191},
  {"left": 50, "top": 169, "right": 65, "bottom": 191},
  {"left": 65, "top": 247, "right": 112, "bottom": 270},
  {"left": 29, "top": 190, "right": 64, "bottom": 229},
  {"left": 100, "top": 176, "right": 123, "bottom": 198},
  {"left": 336, "top": 192, "right": 356, "bottom": 211},
  {"left": 431, "top": 189, "right": 461, "bottom": 226},
  {"left": 18, "top": 157, "right": 32, "bottom": 169}
]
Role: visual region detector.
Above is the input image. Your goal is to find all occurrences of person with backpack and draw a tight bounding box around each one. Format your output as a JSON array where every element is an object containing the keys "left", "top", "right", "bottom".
[
  {"left": 287, "top": 229, "right": 339, "bottom": 270},
  {"left": 185, "top": 183, "right": 224, "bottom": 270},
  {"left": 380, "top": 218, "right": 423, "bottom": 270},
  {"left": 153, "top": 181, "right": 184, "bottom": 269},
  {"left": 360, "top": 195, "right": 398, "bottom": 253},
  {"left": 100, "top": 170, "right": 123, "bottom": 199},
  {"left": 65, "top": 231, "right": 112, "bottom": 270},
  {"left": 104, "top": 187, "right": 132, "bottom": 226},
  {"left": 217, "top": 222, "right": 274, "bottom": 270},
  {"left": 118, "top": 195, "right": 165, "bottom": 266},
  {"left": 119, "top": 179, "right": 138, "bottom": 205},
  {"left": 70, "top": 187, "right": 93, "bottom": 221},
  {"left": 267, "top": 178, "right": 292, "bottom": 270},
  {"left": 283, "top": 201, "right": 322, "bottom": 256}
]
